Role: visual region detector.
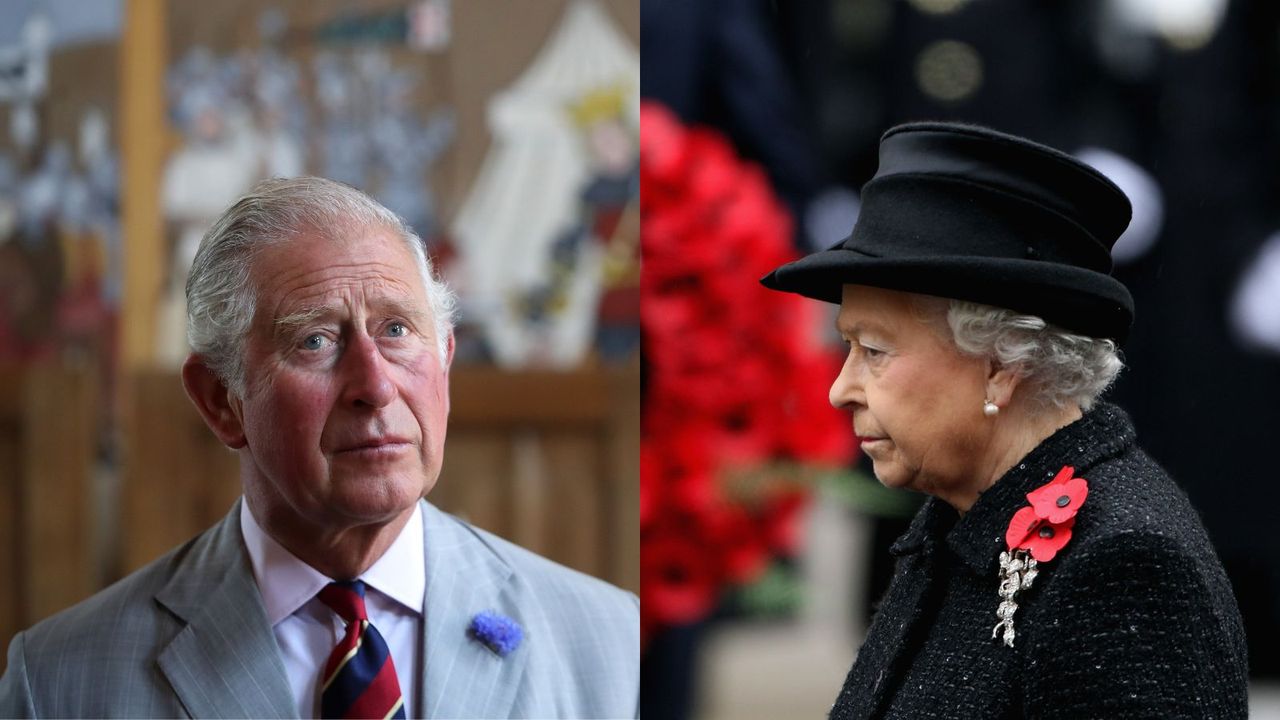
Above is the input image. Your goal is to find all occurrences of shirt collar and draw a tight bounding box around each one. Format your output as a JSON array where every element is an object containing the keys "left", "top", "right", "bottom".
[
  {"left": 240, "top": 500, "right": 426, "bottom": 626},
  {"left": 890, "top": 402, "right": 1138, "bottom": 575},
  {"left": 360, "top": 502, "right": 426, "bottom": 614}
]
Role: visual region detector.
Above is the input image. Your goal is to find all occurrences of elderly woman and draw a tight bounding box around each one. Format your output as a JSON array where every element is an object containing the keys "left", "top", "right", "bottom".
[{"left": 762, "top": 123, "right": 1248, "bottom": 719}]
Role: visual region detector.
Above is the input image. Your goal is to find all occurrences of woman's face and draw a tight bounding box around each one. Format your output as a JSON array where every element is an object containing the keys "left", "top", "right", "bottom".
[{"left": 830, "top": 285, "right": 995, "bottom": 499}]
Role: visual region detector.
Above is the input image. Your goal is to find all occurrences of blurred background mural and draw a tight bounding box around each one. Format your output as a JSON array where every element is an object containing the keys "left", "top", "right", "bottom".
[
  {"left": 641, "top": 0, "right": 1280, "bottom": 717},
  {"left": 0, "top": 0, "right": 638, "bottom": 676}
]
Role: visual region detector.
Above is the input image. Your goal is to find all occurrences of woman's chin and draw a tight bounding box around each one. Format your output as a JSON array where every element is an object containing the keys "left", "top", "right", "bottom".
[{"left": 869, "top": 462, "right": 912, "bottom": 491}]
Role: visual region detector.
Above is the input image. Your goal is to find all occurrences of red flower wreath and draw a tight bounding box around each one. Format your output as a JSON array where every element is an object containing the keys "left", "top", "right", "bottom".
[
  {"left": 1003, "top": 466, "right": 1089, "bottom": 562},
  {"left": 639, "top": 102, "right": 856, "bottom": 643}
]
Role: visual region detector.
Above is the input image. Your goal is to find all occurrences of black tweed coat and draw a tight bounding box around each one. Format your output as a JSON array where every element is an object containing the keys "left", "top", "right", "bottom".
[{"left": 830, "top": 403, "right": 1248, "bottom": 719}]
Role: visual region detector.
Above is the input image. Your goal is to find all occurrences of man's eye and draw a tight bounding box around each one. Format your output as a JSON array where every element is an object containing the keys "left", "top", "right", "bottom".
[
  {"left": 387, "top": 322, "right": 408, "bottom": 338},
  {"left": 302, "top": 334, "right": 328, "bottom": 350}
]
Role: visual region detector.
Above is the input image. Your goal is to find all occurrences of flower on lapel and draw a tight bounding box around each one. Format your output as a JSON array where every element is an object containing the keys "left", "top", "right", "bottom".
[
  {"left": 1004, "top": 506, "right": 1042, "bottom": 551},
  {"left": 1005, "top": 466, "right": 1088, "bottom": 562},
  {"left": 1016, "top": 514, "right": 1076, "bottom": 563},
  {"left": 992, "top": 465, "right": 1089, "bottom": 647},
  {"left": 468, "top": 611, "right": 524, "bottom": 657},
  {"left": 1026, "top": 464, "right": 1089, "bottom": 525}
]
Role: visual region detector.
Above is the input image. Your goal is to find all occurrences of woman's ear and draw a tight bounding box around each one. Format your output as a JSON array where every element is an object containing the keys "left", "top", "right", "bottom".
[
  {"left": 984, "top": 359, "right": 1024, "bottom": 410},
  {"left": 181, "top": 355, "right": 247, "bottom": 449}
]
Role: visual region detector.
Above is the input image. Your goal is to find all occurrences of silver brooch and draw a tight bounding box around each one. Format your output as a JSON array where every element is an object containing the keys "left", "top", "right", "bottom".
[{"left": 991, "top": 549, "right": 1038, "bottom": 647}]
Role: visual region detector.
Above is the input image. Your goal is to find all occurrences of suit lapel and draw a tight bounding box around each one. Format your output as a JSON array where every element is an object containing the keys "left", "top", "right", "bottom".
[
  {"left": 155, "top": 500, "right": 296, "bottom": 719},
  {"left": 419, "top": 501, "right": 530, "bottom": 719}
]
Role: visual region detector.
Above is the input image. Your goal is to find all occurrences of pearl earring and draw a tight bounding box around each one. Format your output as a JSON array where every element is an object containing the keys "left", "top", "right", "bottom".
[{"left": 983, "top": 401, "right": 999, "bottom": 417}]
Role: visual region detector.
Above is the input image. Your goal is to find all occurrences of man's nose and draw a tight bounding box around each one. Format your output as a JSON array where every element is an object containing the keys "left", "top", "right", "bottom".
[
  {"left": 829, "top": 353, "right": 865, "bottom": 410},
  {"left": 340, "top": 333, "right": 396, "bottom": 409}
]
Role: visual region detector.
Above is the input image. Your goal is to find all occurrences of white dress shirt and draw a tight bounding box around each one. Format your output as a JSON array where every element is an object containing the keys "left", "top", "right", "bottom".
[{"left": 240, "top": 501, "right": 425, "bottom": 719}]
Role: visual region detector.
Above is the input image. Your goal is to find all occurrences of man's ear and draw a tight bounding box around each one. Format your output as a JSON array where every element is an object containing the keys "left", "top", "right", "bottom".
[
  {"left": 181, "top": 354, "right": 247, "bottom": 449},
  {"left": 984, "top": 359, "right": 1024, "bottom": 410},
  {"left": 442, "top": 330, "right": 455, "bottom": 414}
]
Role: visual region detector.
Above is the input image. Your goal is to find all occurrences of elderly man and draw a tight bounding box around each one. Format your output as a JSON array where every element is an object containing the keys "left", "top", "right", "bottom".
[{"left": 0, "top": 177, "right": 639, "bottom": 719}]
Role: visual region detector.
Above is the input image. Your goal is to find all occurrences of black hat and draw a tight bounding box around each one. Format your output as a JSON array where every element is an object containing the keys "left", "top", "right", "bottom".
[{"left": 761, "top": 122, "right": 1135, "bottom": 342}]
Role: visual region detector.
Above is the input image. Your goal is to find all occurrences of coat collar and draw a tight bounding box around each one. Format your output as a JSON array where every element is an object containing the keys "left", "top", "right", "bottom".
[
  {"left": 155, "top": 499, "right": 297, "bottom": 718},
  {"left": 890, "top": 402, "right": 1137, "bottom": 575}
]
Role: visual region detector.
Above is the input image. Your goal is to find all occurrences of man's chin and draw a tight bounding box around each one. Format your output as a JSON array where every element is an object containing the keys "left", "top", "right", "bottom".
[{"left": 325, "top": 475, "right": 426, "bottom": 522}]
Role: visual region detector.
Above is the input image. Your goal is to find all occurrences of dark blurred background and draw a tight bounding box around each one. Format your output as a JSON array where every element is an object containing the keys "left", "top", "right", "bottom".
[{"left": 642, "top": 0, "right": 1280, "bottom": 716}]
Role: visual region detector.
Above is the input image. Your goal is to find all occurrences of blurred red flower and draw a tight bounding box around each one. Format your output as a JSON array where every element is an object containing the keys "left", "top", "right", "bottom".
[
  {"left": 641, "top": 101, "right": 856, "bottom": 644},
  {"left": 761, "top": 490, "right": 809, "bottom": 556},
  {"left": 642, "top": 525, "right": 722, "bottom": 627}
]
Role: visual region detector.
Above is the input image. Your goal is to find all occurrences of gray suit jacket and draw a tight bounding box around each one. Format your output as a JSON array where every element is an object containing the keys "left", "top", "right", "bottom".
[{"left": 0, "top": 499, "right": 639, "bottom": 718}]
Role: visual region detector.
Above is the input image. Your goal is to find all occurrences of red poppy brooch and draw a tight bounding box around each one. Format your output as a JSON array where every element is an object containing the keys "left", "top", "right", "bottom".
[{"left": 992, "top": 465, "right": 1088, "bottom": 647}]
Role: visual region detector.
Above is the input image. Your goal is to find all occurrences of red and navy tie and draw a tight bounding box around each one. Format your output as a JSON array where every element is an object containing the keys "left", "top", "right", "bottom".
[{"left": 318, "top": 581, "right": 407, "bottom": 720}]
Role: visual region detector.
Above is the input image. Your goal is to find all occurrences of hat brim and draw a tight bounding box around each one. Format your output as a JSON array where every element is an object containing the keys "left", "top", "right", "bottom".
[{"left": 760, "top": 245, "right": 1134, "bottom": 342}]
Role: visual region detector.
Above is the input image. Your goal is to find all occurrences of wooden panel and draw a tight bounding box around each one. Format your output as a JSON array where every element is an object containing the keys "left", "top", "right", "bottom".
[
  {"left": 607, "top": 367, "right": 640, "bottom": 594},
  {"left": 433, "top": 432, "right": 513, "bottom": 535},
  {"left": 199, "top": 432, "right": 243, "bottom": 528},
  {"left": 440, "top": 365, "right": 640, "bottom": 591},
  {"left": 0, "top": 369, "right": 23, "bottom": 674},
  {"left": 122, "top": 369, "right": 240, "bottom": 574},
  {"left": 0, "top": 366, "right": 97, "bottom": 675},
  {"left": 22, "top": 367, "right": 96, "bottom": 621},
  {"left": 122, "top": 371, "right": 187, "bottom": 572},
  {"left": 449, "top": 367, "right": 614, "bottom": 426},
  {"left": 508, "top": 431, "right": 551, "bottom": 556},
  {"left": 120, "top": 0, "right": 168, "bottom": 369},
  {"left": 541, "top": 432, "right": 604, "bottom": 577}
]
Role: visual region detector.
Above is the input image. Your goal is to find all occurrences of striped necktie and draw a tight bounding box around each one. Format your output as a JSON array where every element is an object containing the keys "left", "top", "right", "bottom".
[{"left": 318, "top": 580, "right": 407, "bottom": 720}]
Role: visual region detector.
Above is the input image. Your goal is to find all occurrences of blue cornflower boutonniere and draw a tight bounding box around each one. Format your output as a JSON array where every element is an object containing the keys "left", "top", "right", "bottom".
[{"left": 468, "top": 611, "right": 524, "bottom": 657}]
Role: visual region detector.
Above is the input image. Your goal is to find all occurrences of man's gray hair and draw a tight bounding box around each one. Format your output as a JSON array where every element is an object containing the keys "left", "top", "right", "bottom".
[
  {"left": 941, "top": 300, "right": 1123, "bottom": 411},
  {"left": 186, "top": 176, "right": 457, "bottom": 395}
]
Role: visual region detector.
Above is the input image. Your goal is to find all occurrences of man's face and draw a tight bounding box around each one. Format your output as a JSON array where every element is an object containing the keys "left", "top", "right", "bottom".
[{"left": 233, "top": 227, "right": 451, "bottom": 531}]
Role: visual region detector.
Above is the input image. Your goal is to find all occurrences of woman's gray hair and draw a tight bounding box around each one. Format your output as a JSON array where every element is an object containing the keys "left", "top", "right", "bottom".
[
  {"left": 937, "top": 300, "right": 1123, "bottom": 411},
  {"left": 186, "top": 176, "right": 457, "bottom": 395}
]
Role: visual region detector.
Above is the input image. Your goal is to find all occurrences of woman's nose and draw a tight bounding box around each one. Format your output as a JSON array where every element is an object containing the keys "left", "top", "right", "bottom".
[{"left": 829, "top": 352, "right": 865, "bottom": 410}]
